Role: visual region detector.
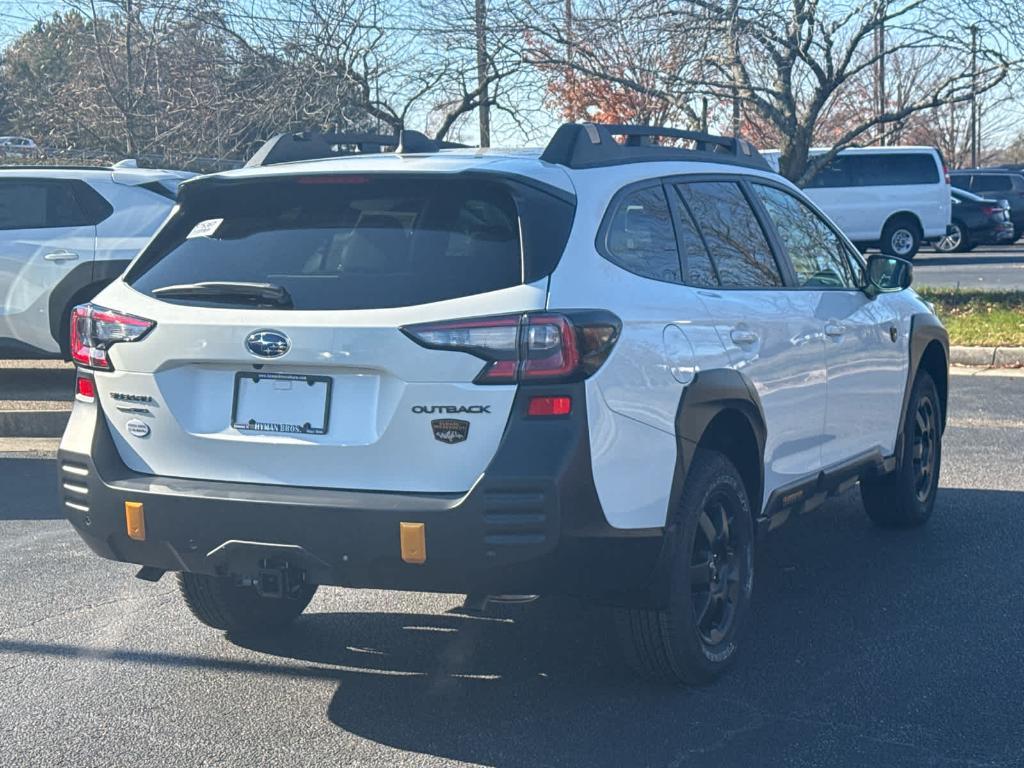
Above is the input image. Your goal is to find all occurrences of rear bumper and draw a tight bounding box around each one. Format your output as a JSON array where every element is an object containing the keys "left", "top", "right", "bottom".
[{"left": 58, "top": 383, "right": 665, "bottom": 604}]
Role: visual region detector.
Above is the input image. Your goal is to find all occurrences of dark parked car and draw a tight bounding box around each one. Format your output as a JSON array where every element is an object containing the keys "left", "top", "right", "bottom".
[
  {"left": 949, "top": 169, "right": 1024, "bottom": 240},
  {"left": 934, "top": 188, "right": 1014, "bottom": 253}
]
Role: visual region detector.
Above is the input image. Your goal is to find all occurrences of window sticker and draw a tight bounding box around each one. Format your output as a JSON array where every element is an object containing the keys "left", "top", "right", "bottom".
[{"left": 186, "top": 218, "right": 223, "bottom": 239}]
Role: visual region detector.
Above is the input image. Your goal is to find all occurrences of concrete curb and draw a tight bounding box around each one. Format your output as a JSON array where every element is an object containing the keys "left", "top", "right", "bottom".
[{"left": 950, "top": 346, "right": 1024, "bottom": 368}]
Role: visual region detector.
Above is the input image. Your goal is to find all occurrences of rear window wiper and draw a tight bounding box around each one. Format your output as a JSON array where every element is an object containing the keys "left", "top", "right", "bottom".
[{"left": 151, "top": 281, "right": 293, "bottom": 308}]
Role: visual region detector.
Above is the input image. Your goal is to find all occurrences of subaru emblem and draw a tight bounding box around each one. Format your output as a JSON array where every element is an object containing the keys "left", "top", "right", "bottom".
[{"left": 245, "top": 330, "right": 290, "bottom": 358}]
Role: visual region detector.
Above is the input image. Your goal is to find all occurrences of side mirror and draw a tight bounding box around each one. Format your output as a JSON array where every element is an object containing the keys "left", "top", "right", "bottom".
[{"left": 864, "top": 254, "right": 912, "bottom": 298}]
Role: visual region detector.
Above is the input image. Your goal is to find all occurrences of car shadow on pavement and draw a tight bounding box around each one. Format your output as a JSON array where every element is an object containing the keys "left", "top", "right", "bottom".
[
  {"left": 0, "top": 458, "right": 64, "bottom": 520},
  {"left": 228, "top": 486, "right": 1024, "bottom": 768}
]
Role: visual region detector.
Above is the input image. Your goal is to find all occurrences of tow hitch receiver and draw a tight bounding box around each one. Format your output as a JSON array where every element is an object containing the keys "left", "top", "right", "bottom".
[
  {"left": 206, "top": 540, "right": 330, "bottom": 592},
  {"left": 252, "top": 560, "right": 309, "bottom": 599}
]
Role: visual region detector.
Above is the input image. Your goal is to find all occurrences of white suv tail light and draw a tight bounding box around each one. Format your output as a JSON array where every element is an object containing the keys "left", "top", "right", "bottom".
[
  {"left": 402, "top": 311, "right": 620, "bottom": 384},
  {"left": 70, "top": 304, "right": 156, "bottom": 370}
]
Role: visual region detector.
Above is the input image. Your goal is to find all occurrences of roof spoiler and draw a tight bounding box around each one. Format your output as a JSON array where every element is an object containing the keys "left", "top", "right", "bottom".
[
  {"left": 539, "top": 123, "right": 770, "bottom": 171},
  {"left": 246, "top": 129, "right": 470, "bottom": 167}
]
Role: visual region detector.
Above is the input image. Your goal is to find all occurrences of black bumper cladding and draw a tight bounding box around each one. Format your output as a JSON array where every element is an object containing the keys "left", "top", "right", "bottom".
[{"left": 58, "top": 382, "right": 664, "bottom": 603}]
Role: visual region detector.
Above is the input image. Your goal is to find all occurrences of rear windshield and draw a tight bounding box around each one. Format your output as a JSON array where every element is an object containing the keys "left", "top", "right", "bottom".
[{"left": 127, "top": 174, "right": 574, "bottom": 310}]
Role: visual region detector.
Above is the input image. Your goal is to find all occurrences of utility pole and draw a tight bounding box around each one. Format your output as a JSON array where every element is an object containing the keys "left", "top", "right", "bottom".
[
  {"left": 874, "top": 16, "right": 886, "bottom": 145},
  {"left": 475, "top": 0, "right": 490, "bottom": 148},
  {"left": 970, "top": 24, "right": 978, "bottom": 167},
  {"left": 730, "top": 7, "right": 740, "bottom": 135}
]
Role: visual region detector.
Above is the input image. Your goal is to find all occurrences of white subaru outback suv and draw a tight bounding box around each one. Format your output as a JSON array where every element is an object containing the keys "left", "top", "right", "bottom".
[
  {"left": 58, "top": 125, "right": 948, "bottom": 684},
  {"left": 0, "top": 163, "right": 191, "bottom": 357}
]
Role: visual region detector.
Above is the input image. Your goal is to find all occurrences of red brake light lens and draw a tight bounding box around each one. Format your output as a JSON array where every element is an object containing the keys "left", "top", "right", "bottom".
[
  {"left": 75, "top": 375, "right": 96, "bottom": 401},
  {"left": 402, "top": 311, "right": 619, "bottom": 385},
  {"left": 527, "top": 396, "right": 572, "bottom": 417},
  {"left": 70, "top": 304, "right": 155, "bottom": 370},
  {"left": 944, "top": 165, "right": 951, "bottom": 185},
  {"left": 981, "top": 205, "right": 1001, "bottom": 216}
]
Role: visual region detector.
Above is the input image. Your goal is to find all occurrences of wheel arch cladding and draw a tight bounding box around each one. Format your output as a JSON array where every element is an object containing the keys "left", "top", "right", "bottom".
[
  {"left": 47, "top": 259, "right": 130, "bottom": 349},
  {"left": 910, "top": 314, "right": 949, "bottom": 432},
  {"left": 673, "top": 369, "right": 767, "bottom": 520}
]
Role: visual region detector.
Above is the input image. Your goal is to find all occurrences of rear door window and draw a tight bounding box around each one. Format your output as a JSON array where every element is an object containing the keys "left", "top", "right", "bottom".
[
  {"left": 600, "top": 185, "right": 682, "bottom": 282},
  {"left": 844, "top": 153, "right": 940, "bottom": 186},
  {"left": 0, "top": 179, "right": 105, "bottom": 230},
  {"left": 676, "top": 181, "right": 783, "bottom": 288},
  {"left": 128, "top": 175, "right": 573, "bottom": 311},
  {"left": 972, "top": 174, "right": 1013, "bottom": 193}
]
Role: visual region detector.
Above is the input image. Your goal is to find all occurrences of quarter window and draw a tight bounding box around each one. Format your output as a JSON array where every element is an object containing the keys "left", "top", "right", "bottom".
[
  {"left": 753, "top": 184, "right": 855, "bottom": 288},
  {"left": 602, "top": 185, "right": 681, "bottom": 282},
  {"left": 676, "top": 181, "right": 782, "bottom": 288}
]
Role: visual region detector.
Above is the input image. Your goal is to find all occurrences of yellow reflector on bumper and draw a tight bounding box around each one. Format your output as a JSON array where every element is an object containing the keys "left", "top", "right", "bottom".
[
  {"left": 400, "top": 522, "right": 426, "bottom": 564},
  {"left": 125, "top": 501, "right": 145, "bottom": 541}
]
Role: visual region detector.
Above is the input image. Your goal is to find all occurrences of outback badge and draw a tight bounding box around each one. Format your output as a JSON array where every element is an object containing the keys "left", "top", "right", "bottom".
[{"left": 431, "top": 419, "right": 469, "bottom": 445}]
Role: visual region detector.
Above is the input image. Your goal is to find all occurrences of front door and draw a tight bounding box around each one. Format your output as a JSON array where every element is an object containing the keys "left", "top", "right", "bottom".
[{"left": 749, "top": 181, "right": 907, "bottom": 468}]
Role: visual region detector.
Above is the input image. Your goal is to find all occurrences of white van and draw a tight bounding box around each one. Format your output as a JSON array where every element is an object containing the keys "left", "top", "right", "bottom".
[{"left": 763, "top": 147, "right": 951, "bottom": 258}]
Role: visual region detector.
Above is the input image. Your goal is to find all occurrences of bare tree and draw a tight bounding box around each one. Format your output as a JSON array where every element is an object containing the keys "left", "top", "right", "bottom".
[{"left": 523, "top": 0, "right": 1016, "bottom": 184}]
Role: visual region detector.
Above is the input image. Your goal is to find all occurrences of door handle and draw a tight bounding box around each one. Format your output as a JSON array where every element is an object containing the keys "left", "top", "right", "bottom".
[
  {"left": 730, "top": 328, "right": 759, "bottom": 345},
  {"left": 824, "top": 322, "right": 846, "bottom": 337},
  {"left": 44, "top": 249, "right": 79, "bottom": 261}
]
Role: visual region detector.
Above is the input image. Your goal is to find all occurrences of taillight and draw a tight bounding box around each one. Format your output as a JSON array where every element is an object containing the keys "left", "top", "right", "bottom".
[
  {"left": 981, "top": 205, "right": 1001, "bottom": 216},
  {"left": 944, "top": 165, "right": 950, "bottom": 185},
  {"left": 70, "top": 303, "right": 155, "bottom": 370},
  {"left": 402, "top": 310, "right": 620, "bottom": 384}
]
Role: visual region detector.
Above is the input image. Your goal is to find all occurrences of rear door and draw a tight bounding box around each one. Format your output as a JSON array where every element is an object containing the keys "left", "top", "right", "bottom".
[
  {"left": 97, "top": 172, "right": 573, "bottom": 493},
  {"left": 674, "top": 178, "right": 828, "bottom": 504},
  {"left": 751, "top": 182, "right": 907, "bottom": 467},
  {"left": 0, "top": 177, "right": 101, "bottom": 352}
]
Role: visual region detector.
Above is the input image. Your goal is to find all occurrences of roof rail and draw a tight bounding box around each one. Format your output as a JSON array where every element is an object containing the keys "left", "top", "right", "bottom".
[
  {"left": 246, "top": 129, "right": 469, "bottom": 167},
  {"left": 539, "top": 123, "right": 770, "bottom": 171}
]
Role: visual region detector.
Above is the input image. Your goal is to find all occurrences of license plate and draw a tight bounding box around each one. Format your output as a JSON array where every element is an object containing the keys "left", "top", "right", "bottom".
[{"left": 231, "top": 372, "right": 332, "bottom": 435}]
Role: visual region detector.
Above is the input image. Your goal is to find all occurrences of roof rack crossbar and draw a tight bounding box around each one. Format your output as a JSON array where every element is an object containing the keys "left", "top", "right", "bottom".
[{"left": 539, "top": 122, "right": 769, "bottom": 171}]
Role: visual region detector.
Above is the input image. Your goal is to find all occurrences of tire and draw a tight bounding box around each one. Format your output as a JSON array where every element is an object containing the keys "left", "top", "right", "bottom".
[
  {"left": 860, "top": 372, "right": 942, "bottom": 528},
  {"left": 177, "top": 572, "right": 317, "bottom": 633},
  {"left": 615, "top": 450, "right": 755, "bottom": 684},
  {"left": 881, "top": 217, "right": 921, "bottom": 259},
  {"left": 934, "top": 221, "right": 968, "bottom": 253}
]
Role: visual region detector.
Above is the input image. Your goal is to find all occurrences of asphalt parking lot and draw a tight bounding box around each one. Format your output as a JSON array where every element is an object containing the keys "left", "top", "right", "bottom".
[
  {"left": 913, "top": 244, "right": 1024, "bottom": 290},
  {"left": 0, "top": 370, "right": 1022, "bottom": 767}
]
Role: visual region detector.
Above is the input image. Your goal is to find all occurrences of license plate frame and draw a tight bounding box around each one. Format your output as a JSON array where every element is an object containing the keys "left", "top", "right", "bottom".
[{"left": 231, "top": 371, "right": 332, "bottom": 435}]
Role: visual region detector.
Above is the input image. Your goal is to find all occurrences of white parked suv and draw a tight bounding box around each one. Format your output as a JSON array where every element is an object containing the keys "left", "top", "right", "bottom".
[
  {"left": 764, "top": 146, "right": 952, "bottom": 259},
  {"left": 0, "top": 164, "right": 192, "bottom": 356},
  {"left": 59, "top": 125, "right": 949, "bottom": 684}
]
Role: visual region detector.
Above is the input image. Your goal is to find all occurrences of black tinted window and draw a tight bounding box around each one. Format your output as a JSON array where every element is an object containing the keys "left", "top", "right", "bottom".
[
  {"left": 0, "top": 179, "right": 102, "bottom": 230},
  {"left": 807, "top": 153, "right": 939, "bottom": 187},
  {"left": 972, "top": 174, "right": 1012, "bottom": 192},
  {"left": 678, "top": 181, "right": 782, "bottom": 288},
  {"left": 602, "top": 185, "right": 681, "bottom": 282},
  {"left": 128, "top": 176, "right": 572, "bottom": 311},
  {"left": 950, "top": 175, "right": 970, "bottom": 191},
  {"left": 804, "top": 156, "right": 852, "bottom": 188},
  {"left": 671, "top": 189, "right": 718, "bottom": 288},
  {"left": 754, "top": 184, "right": 855, "bottom": 288}
]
